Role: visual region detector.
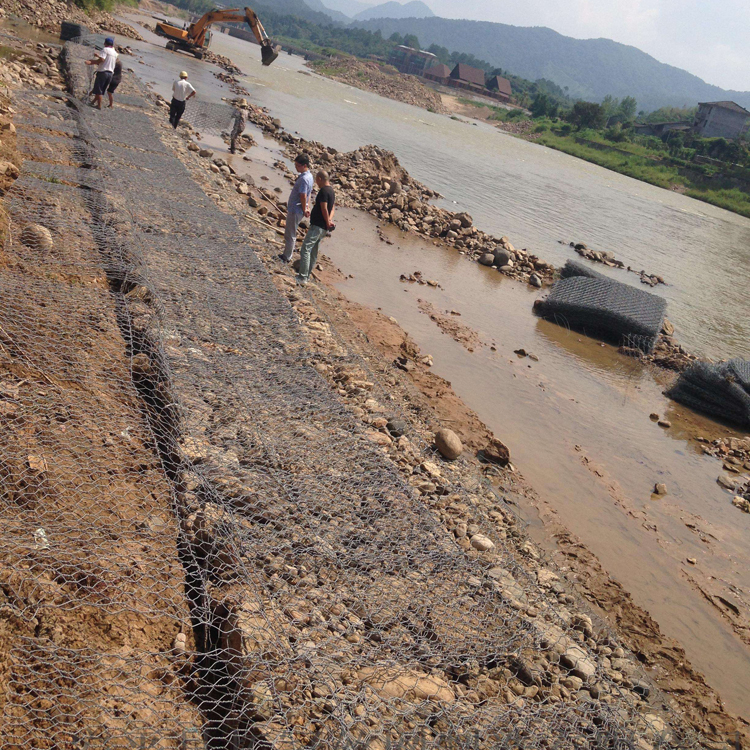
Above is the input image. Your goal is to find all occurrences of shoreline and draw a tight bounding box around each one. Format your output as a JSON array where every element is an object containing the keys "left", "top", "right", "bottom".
[
  {"left": 1, "top": 8, "right": 748, "bottom": 742},
  {"left": 141, "top": 52, "right": 750, "bottom": 736},
  {"left": 443, "top": 95, "right": 750, "bottom": 223}
]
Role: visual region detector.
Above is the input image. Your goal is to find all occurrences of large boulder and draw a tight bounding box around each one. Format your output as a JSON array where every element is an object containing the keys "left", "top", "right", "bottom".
[
  {"left": 20, "top": 224, "right": 54, "bottom": 251},
  {"left": 357, "top": 667, "right": 455, "bottom": 703},
  {"left": 478, "top": 253, "right": 495, "bottom": 267},
  {"left": 482, "top": 437, "right": 510, "bottom": 465},
  {"left": 493, "top": 248, "right": 511, "bottom": 267},
  {"left": 435, "top": 428, "right": 463, "bottom": 460}
]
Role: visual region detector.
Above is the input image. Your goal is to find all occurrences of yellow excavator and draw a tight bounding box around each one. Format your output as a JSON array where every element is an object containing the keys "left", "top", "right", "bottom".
[{"left": 155, "top": 7, "right": 279, "bottom": 65}]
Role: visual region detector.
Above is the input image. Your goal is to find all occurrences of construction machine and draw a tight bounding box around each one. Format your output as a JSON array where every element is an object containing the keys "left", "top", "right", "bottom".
[{"left": 155, "top": 7, "right": 279, "bottom": 65}]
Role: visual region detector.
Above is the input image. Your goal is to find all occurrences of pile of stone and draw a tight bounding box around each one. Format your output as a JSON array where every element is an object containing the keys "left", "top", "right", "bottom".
[
  {"left": 696, "top": 435, "right": 750, "bottom": 474},
  {"left": 0, "top": 40, "right": 64, "bottom": 92},
  {"left": 310, "top": 58, "right": 447, "bottom": 114},
  {"left": 0, "top": 0, "right": 144, "bottom": 41},
  {"left": 241, "top": 102, "right": 555, "bottom": 287},
  {"left": 619, "top": 318, "right": 697, "bottom": 372},
  {"left": 566, "top": 240, "right": 666, "bottom": 286}
]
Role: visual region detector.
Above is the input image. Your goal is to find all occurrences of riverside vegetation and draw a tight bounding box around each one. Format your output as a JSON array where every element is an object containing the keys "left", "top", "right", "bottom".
[{"left": 463, "top": 97, "right": 750, "bottom": 219}]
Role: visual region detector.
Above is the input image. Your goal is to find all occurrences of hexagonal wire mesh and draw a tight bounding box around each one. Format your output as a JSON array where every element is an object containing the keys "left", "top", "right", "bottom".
[{"left": 0, "top": 37, "right": 706, "bottom": 750}]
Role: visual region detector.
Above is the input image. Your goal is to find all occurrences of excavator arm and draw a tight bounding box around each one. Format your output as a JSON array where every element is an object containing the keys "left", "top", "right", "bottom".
[{"left": 189, "top": 7, "right": 279, "bottom": 65}]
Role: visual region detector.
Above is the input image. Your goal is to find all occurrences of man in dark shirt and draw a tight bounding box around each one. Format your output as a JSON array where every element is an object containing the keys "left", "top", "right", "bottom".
[
  {"left": 296, "top": 171, "right": 335, "bottom": 286},
  {"left": 107, "top": 60, "right": 123, "bottom": 108}
]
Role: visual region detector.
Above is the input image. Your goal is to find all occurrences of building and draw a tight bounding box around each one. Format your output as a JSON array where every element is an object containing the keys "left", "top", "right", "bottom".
[
  {"left": 693, "top": 101, "right": 750, "bottom": 139},
  {"left": 486, "top": 75, "right": 512, "bottom": 102},
  {"left": 632, "top": 121, "right": 692, "bottom": 138},
  {"left": 449, "top": 63, "right": 486, "bottom": 92},
  {"left": 424, "top": 63, "right": 452, "bottom": 86},
  {"left": 388, "top": 45, "right": 438, "bottom": 77}
]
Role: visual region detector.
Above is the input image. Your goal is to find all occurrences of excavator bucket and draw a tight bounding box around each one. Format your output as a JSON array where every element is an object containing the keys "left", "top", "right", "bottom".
[{"left": 261, "top": 44, "right": 279, "bottom": 66}]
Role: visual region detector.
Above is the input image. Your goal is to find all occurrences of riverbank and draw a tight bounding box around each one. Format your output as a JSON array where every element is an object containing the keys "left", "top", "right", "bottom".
[
  {"left": 160, "top": 99, "right": 750, "bottom": 747},
  {"left": 6, "top": 7, "right": 750, "bottom": 738},
  {"left": 1, "top": 23, "right": 734, "bottom": 748},
  {"left": 448, "top": 95, "right": 750, "bottom": 221},
  {"left": 309, "top": 57, "right": 448, "bottom": 115}
]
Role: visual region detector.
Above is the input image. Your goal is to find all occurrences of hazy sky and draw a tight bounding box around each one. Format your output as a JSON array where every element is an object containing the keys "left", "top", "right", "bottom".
[{"left": 427, "top": 0, "right": 750, "bottom": 91}]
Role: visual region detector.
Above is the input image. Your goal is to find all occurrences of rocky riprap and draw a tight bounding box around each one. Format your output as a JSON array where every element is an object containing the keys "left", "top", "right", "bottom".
[
  {"left": 0, "top": 0, "right": 143, "bottom": 41},
  {"left": 310, "top": 58, "right": 447, "bottom": 115},
  {"left": 563, "top": 240, "right": 666, "bottom": 286}
]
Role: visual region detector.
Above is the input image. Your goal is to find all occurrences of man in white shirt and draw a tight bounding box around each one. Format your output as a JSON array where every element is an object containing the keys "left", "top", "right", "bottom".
[
  {"left": 170, "top": 71, "right": 196, "bottom": 129},
  {"left": 85, "top": 37, "right": 118, "bottom": 110}
]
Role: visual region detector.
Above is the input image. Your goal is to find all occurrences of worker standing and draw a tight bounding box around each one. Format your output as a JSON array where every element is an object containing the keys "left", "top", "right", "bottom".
[
  {"left": 85, "top": 37, "right": 118, "bottom": 110},
  {"left": 170, "top": 71, "right": 196, "bottom": 129},
  {"left": 229, "top": 107, "right": 246, "bottom": 154},
  {"left": 279, "top": 154, "right": 313, "bottom": 264},
  {"left": 106, "top": 60, "right": 123, "bottom": 109},
  {"left": 296, "top": 170, "right": 335, "bottom": 286}
]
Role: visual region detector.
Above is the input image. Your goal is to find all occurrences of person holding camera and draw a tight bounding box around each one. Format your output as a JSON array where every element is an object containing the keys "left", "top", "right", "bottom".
[{"left": 296, "top": 170, "right": 335, "bottom": 286}]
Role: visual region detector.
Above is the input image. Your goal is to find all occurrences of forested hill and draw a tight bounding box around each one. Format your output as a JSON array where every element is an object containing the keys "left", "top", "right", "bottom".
[{"left": 355, "top": 16, "right": 750, "bottom": 112}]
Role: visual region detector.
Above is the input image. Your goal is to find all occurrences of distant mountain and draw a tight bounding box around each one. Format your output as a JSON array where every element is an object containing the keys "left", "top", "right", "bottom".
[
  {"left": 356, "top": 16, "right": 750, "bottom": 112},
  {"left": 311, "top": 0, "right": 375, "bottom": 18},
  {"left": 355, "top": 1, "right": 434, "bottom": 22},
  {"left": 251, "top": 0, "right": 340, "bottom": 25},
  {"left": 301, "top": 0, "right": 352, "bottom": 24}
]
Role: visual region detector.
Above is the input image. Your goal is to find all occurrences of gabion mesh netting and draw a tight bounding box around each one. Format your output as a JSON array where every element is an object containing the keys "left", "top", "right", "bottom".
[
  {"left": 0, "top": 38, "right": 704, "bottom": 750},
  {"left": 667, "top": 359, "right": 750, "bottom": 428},
  {"left": 536, "top": 275, "right": 667, "bottom": 353}
]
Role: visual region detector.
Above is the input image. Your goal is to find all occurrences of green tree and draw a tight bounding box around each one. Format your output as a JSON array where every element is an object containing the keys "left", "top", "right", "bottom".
[
  {"left": 402, "top": 34, "right": 420, "bottom": 50},
  {"left": 530, "top": 92, "right": 558, "bottom": 119},
  {"left": 601, "top": 94, "right": 619, "bottom": 118},
  {"left": 567, "top": 101, "right": 607, "bottom": 130},
  {"left": 618, "top": 96, "right": 637, "bottom": 122}
]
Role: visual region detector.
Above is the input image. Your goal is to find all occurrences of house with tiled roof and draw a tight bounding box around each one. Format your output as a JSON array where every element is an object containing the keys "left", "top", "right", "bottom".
[{"left": 694, "top": 101, "right": 750, "bottom": 139}]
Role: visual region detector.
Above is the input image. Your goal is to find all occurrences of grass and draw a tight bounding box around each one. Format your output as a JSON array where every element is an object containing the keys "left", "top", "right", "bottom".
[{"left": 73, "top": 0, "right": 137, "bottom": 12}]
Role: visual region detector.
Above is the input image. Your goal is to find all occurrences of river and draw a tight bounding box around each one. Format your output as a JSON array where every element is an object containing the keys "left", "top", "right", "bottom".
[{"left": 120, "top": 15, "right": 750, "bottom": 720}]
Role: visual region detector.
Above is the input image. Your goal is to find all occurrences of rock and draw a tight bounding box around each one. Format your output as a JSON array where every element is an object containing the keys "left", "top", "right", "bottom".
[
  {"left": 386, "top": 418, "right": 407, "bottom": 438},
  {"left": 236, "top": 182, "right": 250, "bottom": 195},
  {"left": 529, "top": 273, "right": 542, "bottom": 288},
  {"left": 493, "top": 248, "right": 511, "bottom": 267},
  {"left": 0, "top": 160, "right": 19, "bottom": 179},
  {"left": 657, "top": 419, "right": 671, "bottom": 428},
  {"left": 732, "top": 496, "right": 750, "bottom": 513},
  {"left": 653, "top": 483, "right": 668, "bottom": 496},
  {"left": 662, "top": 318, "right": 675, "bottom": 336},
  {"left": 27, "top": 455, "right": 47, "bottom": 474},
  {"left": 366, "top": 430, "right": 392, "bottom": 447},
  {"left": 686, "top": 557, "right": 697, "bottom": 565},
  {"left": 248, "top": 195, "right": 260, "bottom": 208},
  {"left": 482, "top": 437, "right": 510, "bottom": 465},
  {"left": 187, "top": 142, "right": 200, "bottom": 152},
  {"left": 1, "top": 121, "right": 16, "bottom": 135},
  {"left": 456, "top": 212, "right": 473, "bottom": 228},
  {"left": 20, "top": 224, "right": 54, "bottom": 251},
  {"left": 478, "top": 253, "right": 495, "bottom": 266},
  {"left": 199, "top": 149, "right": 213, "bottom": 158},
  {"left": 717, "top": 475, "right": 738, "bottom": 491},
  {"left": 357, "top": 667, "right": 454, "bottom": 703},
  {"left": 470, "top": 534, "right": 495, "bottom": 552},
  {"left": 435, "top": 428, "right": 463, "bottom": 460},
  {"left": 389, "top": 208, "right": 403, "bottom": 222},
  {"left": 560, "top": 645, "right": 597, "bottom": 681},
  {"left": 649, "top": 413, "right": 659, "bottom": 421}
]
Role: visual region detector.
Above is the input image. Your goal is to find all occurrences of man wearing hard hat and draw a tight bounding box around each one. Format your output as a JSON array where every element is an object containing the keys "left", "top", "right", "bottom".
[{"left": 170, "top": 70, "right": 196, "bottom": 129}]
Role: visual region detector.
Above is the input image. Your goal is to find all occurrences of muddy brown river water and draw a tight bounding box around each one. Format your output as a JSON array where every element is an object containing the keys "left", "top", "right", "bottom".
[{"left": 119, "top": 14, "right": 750, "bottom": 718}]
